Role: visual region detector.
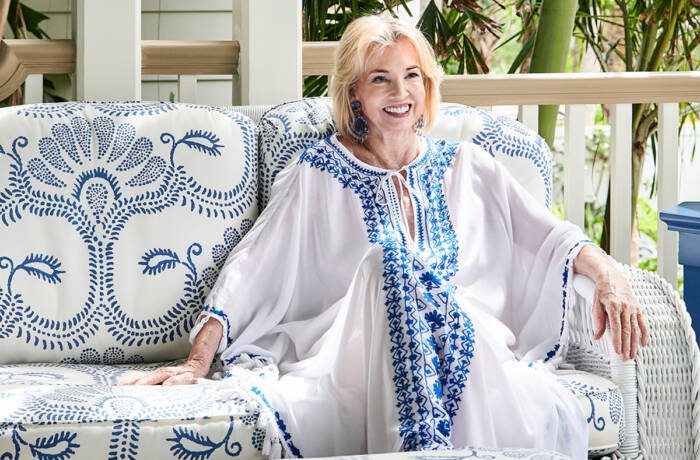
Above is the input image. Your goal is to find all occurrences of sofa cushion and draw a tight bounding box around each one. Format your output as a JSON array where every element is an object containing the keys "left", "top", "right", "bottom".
[
  {"left": 258, "top": 98, "right": 552, "bottom": 210},
  {"left": 556, "top": 370, "right": 624, "bottom": 456},
  {"left": 0, "top": 102, "right": 258, "bottom": 364},
  {"left": 0, "top": 362, "right": 279, "bottom": 459}
]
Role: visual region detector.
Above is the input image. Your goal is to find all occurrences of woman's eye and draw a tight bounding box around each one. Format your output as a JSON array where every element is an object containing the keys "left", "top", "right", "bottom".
[
  {"left": 407, "top": 72, "right": 420, "bottom": 79},
  {"left": 371, "top": 75, "right": 387, "bottom": 83}
]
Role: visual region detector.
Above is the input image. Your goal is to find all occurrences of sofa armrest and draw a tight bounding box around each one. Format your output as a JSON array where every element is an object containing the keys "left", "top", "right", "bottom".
[{"left": 564, "top": 266, "right": 700, "bottom": 459}]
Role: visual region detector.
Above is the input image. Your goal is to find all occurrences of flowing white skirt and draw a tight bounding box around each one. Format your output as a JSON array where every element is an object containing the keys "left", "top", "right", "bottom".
[{"left": 223, "top": 246, "right": 588, "bottom": 459}]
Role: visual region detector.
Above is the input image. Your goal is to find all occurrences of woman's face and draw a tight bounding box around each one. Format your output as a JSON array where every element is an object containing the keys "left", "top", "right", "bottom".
[{"left": 351, "top": 38, "right": 426, "bottom": 139}]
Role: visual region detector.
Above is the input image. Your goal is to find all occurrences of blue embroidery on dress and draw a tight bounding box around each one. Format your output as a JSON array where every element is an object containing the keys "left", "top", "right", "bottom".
[
  {"left": 200, "top": 305, "right": 233, "bottom": 348},
  {"left": 301, "top": 136, "right": 475, "bottom": 448},
  {"left": 544, "top": 240, "right": 592, "bottom": 362},
  {"left": 408, "top": 139, "right": 460, "bottom": 280},
  {"left": 250, "top": 387, "right": 303, "bottom": 458},
  {"left": 381, "top": 241, "right": 475, "bottom": 450},
  {"left": 299, "top": 136, "right": 460, "bottom": 276}
]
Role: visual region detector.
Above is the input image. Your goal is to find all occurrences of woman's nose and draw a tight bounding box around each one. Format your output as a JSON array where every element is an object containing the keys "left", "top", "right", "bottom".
[{"left": 390, "top": 78, "right": 407, "bottom": 96}]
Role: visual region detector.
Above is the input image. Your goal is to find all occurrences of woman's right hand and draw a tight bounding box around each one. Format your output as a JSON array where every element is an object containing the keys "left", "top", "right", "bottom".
[
  {"left": 117, "top": 359, "right": 209, "bottom": 386},
  {"left": 116, "top": 316, "right": 223, "bottom": 386}
]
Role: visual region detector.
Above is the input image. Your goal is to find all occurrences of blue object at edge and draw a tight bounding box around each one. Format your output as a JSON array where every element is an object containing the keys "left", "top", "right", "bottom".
[{"left": 660, "top": 201, "right": 700, "bottom": 343}]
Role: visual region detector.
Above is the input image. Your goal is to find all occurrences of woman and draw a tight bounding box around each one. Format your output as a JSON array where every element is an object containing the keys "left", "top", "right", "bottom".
[{"left": 121, "top": 15, "right": 649, "bottom": 459}]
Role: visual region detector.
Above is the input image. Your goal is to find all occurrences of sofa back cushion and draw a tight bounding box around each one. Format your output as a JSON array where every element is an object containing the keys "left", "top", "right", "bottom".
[
  {"left": 258, "top": 98, "right": 552, "bottom": 210},
  {"left": 0, "top": 102, "right": 258, "bottom": 364}
]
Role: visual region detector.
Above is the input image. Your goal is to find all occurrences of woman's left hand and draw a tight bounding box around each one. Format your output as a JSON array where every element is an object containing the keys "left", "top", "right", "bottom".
[
  {"left": 574, "top": 245, "right": 650, "bottom": 360},
  {"left": 591, "top": 266, "right": 650, "bottom": 360}
]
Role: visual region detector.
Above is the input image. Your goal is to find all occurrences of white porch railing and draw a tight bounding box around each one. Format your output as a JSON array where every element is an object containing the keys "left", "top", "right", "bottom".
[
  {"left": 2, "top": 36, "right": 698, "bottom": 287},
  {"left": 433, "top": 71, "right": 697, "bottom": 287}
]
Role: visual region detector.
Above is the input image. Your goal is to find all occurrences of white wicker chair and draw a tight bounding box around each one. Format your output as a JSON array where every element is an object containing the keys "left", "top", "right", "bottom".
[{"left": 567, "top": 267, "right": 700, "bottom": 459}]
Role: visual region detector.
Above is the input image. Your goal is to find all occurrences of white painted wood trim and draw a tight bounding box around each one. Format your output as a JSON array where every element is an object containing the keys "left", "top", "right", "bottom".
[
  {"left": 564, "top": 104, "right": 585, "bottom": 229},
  {"left": 23, "top": 73, "right": 43, "bottom": 104},
  {"left": 609, "top": 104, "right": 633, "bottom": 264},
  {"left": 234, "top": 0, "right": 302, "bottom": 105},
  {"left": 72, "top": 0, "right": 141, "bottom": 101},
  {"left": 518, "top": 105, "right": 539, "bottom": 133},
  {"left": 178, "top": 75, "right": 197, "bottom": 104},
  {"left": 657, "top": 102, "right": 680, "bottom": 286}
]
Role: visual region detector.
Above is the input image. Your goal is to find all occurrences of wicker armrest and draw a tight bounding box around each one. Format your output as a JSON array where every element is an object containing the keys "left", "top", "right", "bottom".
[{"left": 564, "top": 266, "right": 700, "bottom": 459}]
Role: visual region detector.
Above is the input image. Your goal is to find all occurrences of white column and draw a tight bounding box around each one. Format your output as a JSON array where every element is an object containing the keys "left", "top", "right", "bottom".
[
  {"left": 72, "top": 0, "right": 141, "bottom": 101},
  {"left": 233, "top": 0, "right": 302, "bottom": 106},
  {"left": 564, "top": 104, "right": 585, "bottom": 229},
  {"left": 231, "top": 0, "right": 243, "bottom": 106},
  {"left": 23, "top": 74, "right": 43, "bottom": 104},
  {"left": 178, "top": 75, "right": 198, "bottom": 104},
  {"left": 657, "top": 102, "right": 680, "bottom": 286},
  {"left": 609, "top": 104, "right": 632, "bottom": 264},
  {"left": 519, "top": 105, "right": 539, "bottom": 133}
]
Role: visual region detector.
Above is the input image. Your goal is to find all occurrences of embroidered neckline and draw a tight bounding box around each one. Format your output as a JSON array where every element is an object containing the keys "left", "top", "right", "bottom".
[
  {"left": 329, "top": 133, "right": 429, "bottom": 174},
  {"left": 301, "top": 135, "right": 460, "bottom": 281}
]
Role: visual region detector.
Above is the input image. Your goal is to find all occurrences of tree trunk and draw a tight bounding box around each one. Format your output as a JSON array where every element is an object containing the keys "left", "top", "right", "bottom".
[
  {"left": 527, "top": 0, "right": 578, "bottom": 147},
  {"left": 600, "top": 104, "right": 652, "bottom": 254}
]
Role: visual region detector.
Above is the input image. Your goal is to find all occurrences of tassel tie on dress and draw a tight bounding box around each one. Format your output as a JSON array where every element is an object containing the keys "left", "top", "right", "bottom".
[{"left": 374, "top": 168, "right": 425, "bottom": 242}]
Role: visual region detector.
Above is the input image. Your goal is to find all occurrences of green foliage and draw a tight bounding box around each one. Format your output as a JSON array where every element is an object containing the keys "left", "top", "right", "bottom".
[
  {"left": 302, "top": 0, "right": 410, "bottom": 41},
  {"left": 584, "top": 201, "right": 605, "bottom": 246},
  {"left": 302, "top": 0, "right": 411, "bottom": 96},
  {"left": 637, "top": 197, "right": 658, "bottom": 272},
  {"left": 417, "top": 0, "right": 503, "bottom": 74},
  {"left": 301, "top": 0, "right": 503, "bottom": 96},
  {"left": 6, "top": 0, "right": 50, "bottom": 39}
]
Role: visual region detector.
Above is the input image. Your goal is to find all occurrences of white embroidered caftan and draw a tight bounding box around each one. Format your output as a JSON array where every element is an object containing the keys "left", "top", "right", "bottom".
[{"left": 190, "top": 134, "right": 590, "bottom": 459}]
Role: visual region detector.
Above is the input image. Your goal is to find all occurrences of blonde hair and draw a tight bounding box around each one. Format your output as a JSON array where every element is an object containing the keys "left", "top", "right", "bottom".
[{"left": 330, "top": 15, "right": 442, "bottom": 140}]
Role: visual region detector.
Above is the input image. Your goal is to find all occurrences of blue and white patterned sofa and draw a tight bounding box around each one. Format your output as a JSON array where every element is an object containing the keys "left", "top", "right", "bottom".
[{"left": 0, "top": 99, "right": 695, "bottom": 459}]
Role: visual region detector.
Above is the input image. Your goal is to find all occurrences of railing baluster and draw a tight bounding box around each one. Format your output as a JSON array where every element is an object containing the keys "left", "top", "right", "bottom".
[
  {"left": 564, "top": 104, "right": 585, "bottom": 229},
  {"left": 23, "top": 74, "right": 43, "bottom": 104},
  {"left": 518, "top": 104, "right": 538, "bottom": 132},
  {"left": 178, "top": 75, "right": 198, "bottom": 104},
  {"left": 657, "top": 102, "right": 680, "bottom": 286},
  {"left": 609, "top": 104, "right": 633, "bottom": 264}
]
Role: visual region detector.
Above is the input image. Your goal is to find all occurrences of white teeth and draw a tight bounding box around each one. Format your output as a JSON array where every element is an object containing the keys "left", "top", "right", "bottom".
[{"left": 384, "top": 105, "right": 410, "bottom": 114}]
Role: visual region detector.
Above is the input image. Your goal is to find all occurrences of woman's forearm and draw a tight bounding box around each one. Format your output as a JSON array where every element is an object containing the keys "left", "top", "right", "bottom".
[
  {"left": 572, "top": 244, "right": 613, "bottom": 282},
  {"left": 187, "top": 317, "right": 224, "bottom": 372}
]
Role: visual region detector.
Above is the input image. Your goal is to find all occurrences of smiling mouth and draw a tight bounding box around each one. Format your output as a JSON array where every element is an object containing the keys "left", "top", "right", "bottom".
[{"left": 383, "top": 104, "right": 411, "bottom": 115}]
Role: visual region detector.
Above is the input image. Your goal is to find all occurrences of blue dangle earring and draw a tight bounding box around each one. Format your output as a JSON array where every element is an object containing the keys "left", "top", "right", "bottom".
[
  {"left": 350, "top": 100, "right": 369, "bottom": 144},
  {"left": 414, "top": 114, "right": 425, "bottom": 134}
]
